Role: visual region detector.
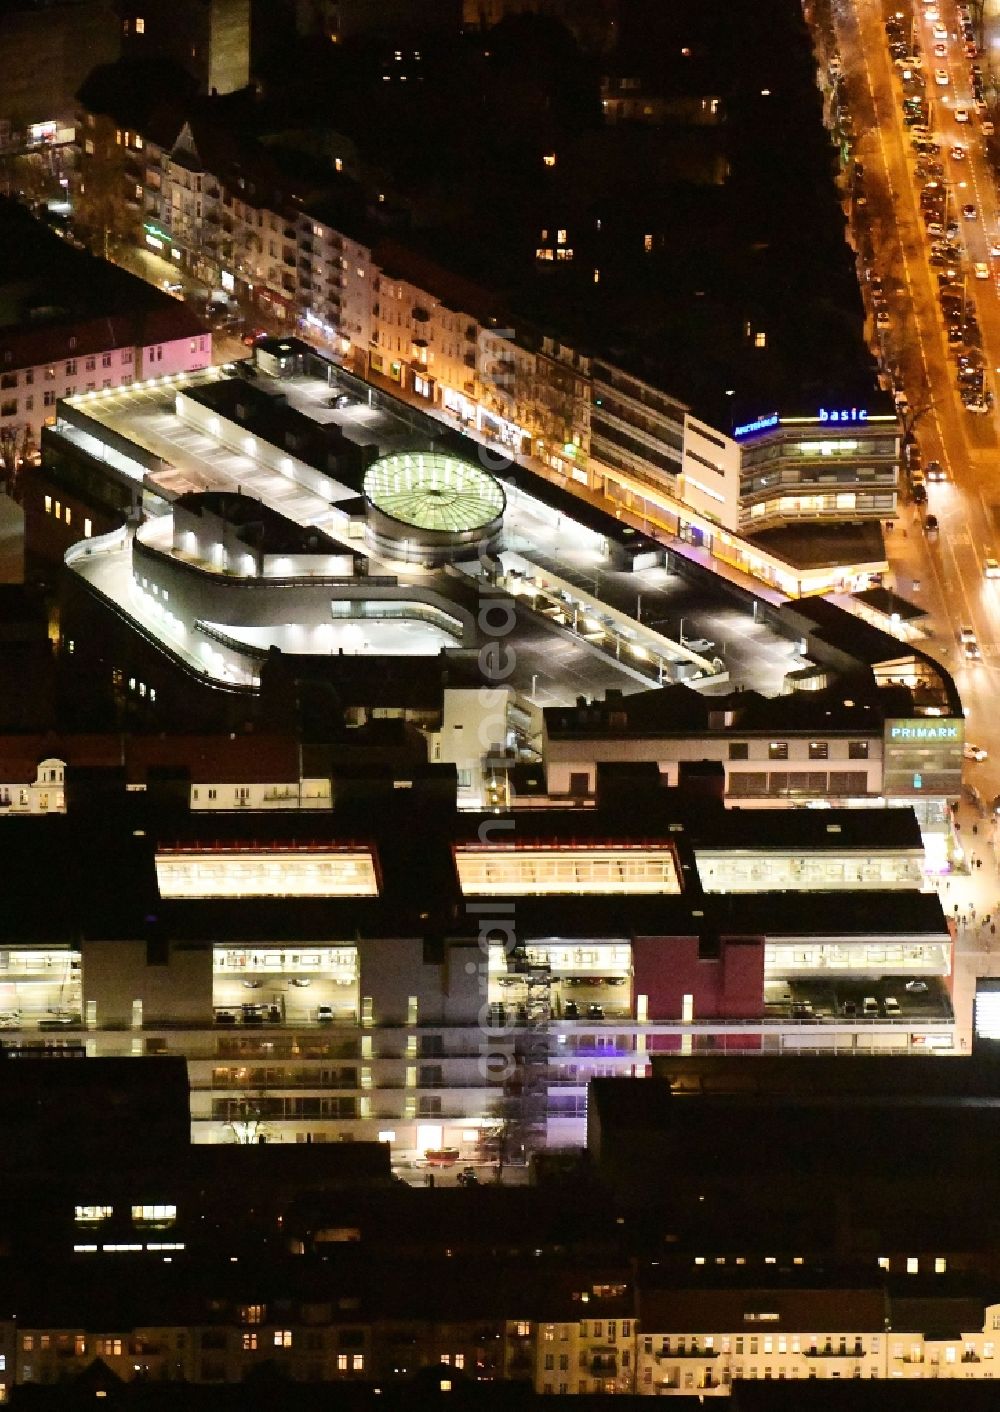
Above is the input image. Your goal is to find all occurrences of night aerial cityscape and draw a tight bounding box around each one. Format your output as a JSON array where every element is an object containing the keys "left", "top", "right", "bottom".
[{"left": 8, "top": 0, "right": 1000, "bottom": 1407}]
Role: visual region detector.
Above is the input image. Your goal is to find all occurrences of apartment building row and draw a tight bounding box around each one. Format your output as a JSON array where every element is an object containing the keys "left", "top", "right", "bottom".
[
  {"left": 0, "top": 203, "right": 212, "bottom": 451},
  {"left": 1, "top": 1271, "right": 999, "bottom": 1398},
  {"left": 73, "top": 90, "right": 899, "bottom": 589}
]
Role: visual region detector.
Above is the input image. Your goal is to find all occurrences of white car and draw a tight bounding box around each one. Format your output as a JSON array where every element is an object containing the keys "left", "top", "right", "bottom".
[
  {"left": 935, "top": 68, "right": 949, "bottom": 85},
  {"left": 985, "top": 555, "right": 1000, "bottom": 578},
  {"left": 933, "top": 21, "right": 948, "bottom": 38},
  {"left": 983, "top": 120, "right": 996, "bottom": 136},
  {"left": 964, "top": 742, "right": 989, "bottom": 761},
  {"left": 955, "top": 106, "right": 969, "bottom": 122},
  {"left": 991, "top": 241, "right": 1000, "bottom": 257},
  {"left": 975, "top": 261, "right": 990, "bottom": 279},
  {"left": 960, "top": 625, "right": 977, "bottom": 643},
  {"left": 925, "top": 2, "right": 940, "bottom": 17},
  {"left": 951, "top": 144, "right": 967, "bottom": 159}
]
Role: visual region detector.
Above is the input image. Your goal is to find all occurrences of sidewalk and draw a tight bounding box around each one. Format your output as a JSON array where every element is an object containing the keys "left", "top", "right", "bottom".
[{"left": 928, "top": 798, "right": 1000, "bottom": 1048}]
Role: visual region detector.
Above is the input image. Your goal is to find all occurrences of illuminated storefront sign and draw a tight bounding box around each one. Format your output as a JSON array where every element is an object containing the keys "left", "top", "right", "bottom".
[
  {"left": 888, "top": 720, "right": 960, "bottom": 742},
  {"left": 733, "top": 413, "right": 779, "bottom": 438},
  {"left": 883, "top": 718, "right": 963, "bottom": 799},
  {"left": 818, "top": 407, "right": 868, "bottom": 424}
]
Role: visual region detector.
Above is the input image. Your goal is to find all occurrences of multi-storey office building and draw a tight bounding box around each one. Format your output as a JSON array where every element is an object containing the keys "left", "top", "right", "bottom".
[{"left": 0, "top": 777, "right": 954, "bottom": 1155}]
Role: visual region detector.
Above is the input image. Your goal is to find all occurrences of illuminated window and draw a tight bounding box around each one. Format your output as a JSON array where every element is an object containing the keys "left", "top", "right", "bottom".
[
  {"left": 455, "top": 845, "right": 680, "bottom": 896},
  {"left": 240, "top": 1305, "right": 265, "bottom": 1325},
  {"left": 353, "top": 1354, "right": 364, "bottom": 1370},
  {"left": 155, "top": 848, "right": 379, "bottom": 899},
  {"left": 274, "top": 1331, "right": 292, "bottom": 1348},
  {"left": 242, "top": 1333, "right": 257, "bottom": 1351},
  {"left": 643, "top": 234, "right": 653, "bottom": 252},
  {"left": 906, "top": 1257, "right": 919, "bottom": 1274},
  {"left": 337, "top": 1354, "right": 348, "bottom": 1370},
  {"left": 935, "top": 1257, "right": 947, "bottom": 1273},
  {"left": 135, "top": 16, "right": 144, "bottom": 32},
  {"left": 543, "top": 153, "right": 556, "bottom": 167},
  {"left": 556, "top": 229, "right": 567, "bottom": 245},
  {"left": 75, "top": 1206, "right": 113, "bottom": 1222},
  {"left": 754, "top": 331, "right": 766, "bottom": 348},
  {"left": 131, "top": 1204, "right": 176, "bottom": 1223}
]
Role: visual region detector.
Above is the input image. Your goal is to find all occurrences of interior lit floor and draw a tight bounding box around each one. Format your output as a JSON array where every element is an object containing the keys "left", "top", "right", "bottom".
[{"left": 213, "top": 619, "right": 457, "bottom": 656}]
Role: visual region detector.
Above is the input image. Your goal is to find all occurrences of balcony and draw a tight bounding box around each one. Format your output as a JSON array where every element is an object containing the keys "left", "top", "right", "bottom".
[
  {"left": 655, "top": 1348, "right": 719, "bottom": 1361},
  {"left": 412, "top": 306, "right": 431, "bottom": 323}
]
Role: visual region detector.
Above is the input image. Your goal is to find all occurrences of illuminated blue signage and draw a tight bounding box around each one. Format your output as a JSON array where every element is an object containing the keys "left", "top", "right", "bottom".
[
  {"left": 733, "top": 412, "right": 779, "bottom": 439},
  {"left": 818, "top": 407, "right": 868, "bottom": 424}
]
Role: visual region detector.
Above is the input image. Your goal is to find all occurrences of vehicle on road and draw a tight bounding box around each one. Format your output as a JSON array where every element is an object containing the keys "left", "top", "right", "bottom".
[
  {"left": 934, "top": 68, "right": 949, "bottom": 85},
  {"left": 975, "top": 261, "right": 990, "bottom": 279},
  {"left": 964, "top": 203, "right": 978, "bottom": 219},
  {"left": 964, "top": 395, "right": 993, "bottom": 413},
  {"left": 983, "top": 119, "right": 995, "bottom": 136},
  {"left": 985, "top": 556, "right": 1000, "bottom": 578},
  {"left": 925, "top": 514, "right": 939, "bottom": 536},
  {"left": 965, "top": 639, "right": 983, "bottom": 659},
  {"left": 862, "top": 996, "right": 879, "bottom": 1017},
  {"left": 925, "top": 460, "right": 947, "bottom": 481},
  {"left": 991, "top": 241, "right": 1000, "bottom": 257},
  {"left": 955, "top": 106, "right": 970, "bottom": 122},
  {"left": 964, "top": 742, "right": 989, "bottom": 761},
  {"left": 683, "top": 637, "right": 715, "bottom": 653},
  {"left": 932, "top": 21, "right": 947, "bottom": 38},
  {"left": 951, "top": 144, "right": 967, "bottom": 160},
  {"left": 934, "top": 42, "right": 948, "bottom": 58},
  {"left": 876, "top": 309, "right": 891, "bottom": 328},
  {"left": 960, "top": 625, "right": 977, "bottom": 643},
  {"left": 316, "top": 1005, "right": 334, "bottom": 1023},
  {"left": 883, "top": 997, "right": 901, "bottom": 1017},
  {"left": 912, "top": 483, "right": 928, "bottom": 505},
  {"left": 905, "top": 979, "right": 929, "bottom": 994}
]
